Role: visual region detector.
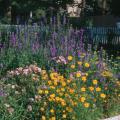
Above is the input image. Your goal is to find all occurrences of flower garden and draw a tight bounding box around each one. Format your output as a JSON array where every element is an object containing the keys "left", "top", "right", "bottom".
[{"left": 0, "top": 23, "right": 120, "bottom": 120}]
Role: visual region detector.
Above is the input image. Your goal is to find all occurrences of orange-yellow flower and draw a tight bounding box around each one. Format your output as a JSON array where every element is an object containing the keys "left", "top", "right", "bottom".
[
  {"left": 45, "top": 90, "right": 49, "bottom": 94},
  {"left": 81, "top": 87, "right": 86, "bottom": 92},
  {"left": 40, "top": 107, "right": 45, "bottom": 111},
  {"left": 70, "top": 64, "right": 75, "bottom": 69},
  {"left": 92, "top": 80, "right": 98, "bottom": 85},
  {"left": 84, "top": 102, "right": 90, "bottom": 108},
  {"left": 50, "top": 94, "right": 55, "bottom": 98},
  {"left": 80, "top": 97, "right": 86, "bottom": 102},
  {"left": 76, "top": 72, "right": 81, "bottom": 78},
  {"left": 50, "top": 117, "right": 56, "bottom": 120},
  {"left": 100, "top": 93, "right": 106, "bottom": 99},
  {"left": 96, "top": 87, "right": 101, "bottom": 92},
  {"left": 61, "top": 101, "right": 66, "bottom": 106},
  {"left": 89, "top": 86, "right": 94, "bottom": 91},
  {"left": 69, "top": 89, "right": 74, "bottom": 94},
  {"left": 77, "top": 61, "right": 82, "bottom": 65},
  {"left": 61, "top": 82, "right": 66, "bottom": 87},
  {"left": 55, "top": 97, "right": 60, "bottom": 102},
  {"left": 38, "top": 89, "right": 43, "bottom": 94},
  {"left": 41, "top": 116, "right": 46, "bottom": 120},
  {"left": 84, "top": 63, "right": 90, "bottom": 68},
  {"left": 62, "top": 114, "right": 67, "bottom": 118},
  {"left": 48, "top": 80, "right": 52, "bottom": 85},
  {"left": 50, "top": 72, "right": 58, "bottom": 81},
  {"left": 68, "top": 56, "right": 73, "bottom": 61},
  {"left": 50, "top": 109, "right": 55, "bottom": 114},
  {"left": 81, "top": 76, "right": 87, "bottom": 82},
  {"left": 50, "top": 86, "right": 55, "bottom": 89}
]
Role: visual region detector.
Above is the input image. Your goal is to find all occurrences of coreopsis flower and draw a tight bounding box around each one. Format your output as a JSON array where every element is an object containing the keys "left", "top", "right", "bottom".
[
  {"left": 67, "top": 56, "right": 73, "bottom": 61},
  {"left": 50, "top": 109, "right": 55, "bottom": 114},
  {"left": 62, "top": 114, "right": 67, "bottom": 118},
  {"left": 92, "top": 80, "right": 98, "bottom": 85},
  {"left": 77, "top": 61, "right": 82, "bottom": 65},
  {"left": 38, "top": 89, "right": 43, "bottom": 94},
  {"left": 100, "top": 93, "right": 106, "bottom": 99},
  {"left": 81, "top": 76, "right": 87, "bottom": 82},
  {"left": 61, "top": 82, "right": 66, "bottom": 87},
  {"left": 44, "top": 90, "right": 49, "bottom": 94},
  {"left": 41, "top": 116, "right": 46, "bottom": 120},
  {"left": 96, "top": 87, "right": 101, "bottom": 92},
  {"left": 84, "top": 102, "right": 90, "bottom": 108},
  {"left": 50, "top": 72, "right": 59, "bottom": 81},
  {"left": 80, "top": 97, "right": 86, "bottom": 102},
  {"left": 84, "top": 63, "right": 90, "bottom": 68},
  {"left": 76, "top": 71, "right": 81, "bottom": 78},
  {"left": 50, "top": 94, "right": 55, "bottom": 98},
  {"left": 81, "top": 87, "right": 86, "bottom": 92},
  {"left": 70, "top": 64, "right": 75, "bottom": 69},
  {"left": 89, "top": 86, "right": 94, "bottom": 91},
  {"left": 50, "top": 117, "right": 56, "bottom": 120},
  {"left": 40, "top": 107, "right": 45, "bottom": 112},
  {"left": 101, "top": 70, "right": 113, "bottom": 77}
]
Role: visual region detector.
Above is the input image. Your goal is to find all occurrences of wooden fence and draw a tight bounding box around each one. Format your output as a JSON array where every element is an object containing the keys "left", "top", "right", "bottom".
[
  {"left": 0, "top": 25, "right": 120, "bottom": 55},
  {"left": 84, "top": 27, "right": 120, "bottom": 52}
]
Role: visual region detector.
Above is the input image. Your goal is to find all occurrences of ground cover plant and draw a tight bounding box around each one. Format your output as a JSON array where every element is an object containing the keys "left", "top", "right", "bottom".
[{"left": 0, "top": 21, "right": 120, "bottom": 120}]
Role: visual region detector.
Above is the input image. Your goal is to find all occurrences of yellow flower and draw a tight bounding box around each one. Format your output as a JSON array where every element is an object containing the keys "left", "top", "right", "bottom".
[
  {"left": 81, "top": 87, "right": 86, "bottom": 92},
  {"left": 38, "top": 89, "right": 43, "bottom": 94},
  {"left": 89, "top": 86, "right": 94, "bottom": 91},
  {"left": 92, "top": 80, "right": 98, "bottom": 85},
  {"left": 40, "top": 107, "right": 45, "bottom": 111},
  {"left": 41, "top": 116, "right": 46, "bottom": 120},
  {"left": 50, "top": 117, "right": 56, "bottom": 120},
  {"left": 41, "top": 70, "right": 47, "bottom": 75},
  {"left": 81, "top": 76, "right": 87, "bottom": 82},
  {"left": 66, "top": 107, "right": 72, "bottom": 112},
  {"left": 42, "top": 75, "right": 48, "bottom": 80},
  {"left": 61, "top": 82, "right": 66, "bottom": 87},
  {"left": 68, "top": 56, "right": 73, "bottom": 61},
  {"left": 50, "top": 109, "right": 54, "bottom": 114},
  {"left": 69, "top": 89, "right": 74, "bottom": 94},
  {"left": 65, "top": 93, "right": 69, "bottom": 97},
  {"left": 50, "top": 94, "right": 55, "bottom": 98},
  {"left": 50, "top": 72, "right": 58, "bottom": 81},
  {"left": 101, "top": 70, "right": 113, "bottom": 77},
  {"left": 45, "top": 90, "right": 49, "bottom": 94},
  {"left": 76, "top": 72, "right": 81, "bottom": 78},
  {"left": 59, "top": 93, "right": 64, "bottom": 96},
  {"left": 80, "top": 97, "right": 86, "bottom": 102},
  {"left": 77, "top": 61, "right": 82, "bottom": 65},
  {"left": 85, "top": 73, "right": 88, "bottom": 76},
  {"left": 61, "top": 101, "right": 66, "bottom": 106},
  {"left": 96, "top": 87, "right": 101, "bottom": 92},
  {"left": 62, "top": 114, "right": 67, "bottom": 118},
  {"left": 67, "top": 79, "right": 71, "bottom": 83},
  {"left": 61, "top": 88, "right": 65, "bottom": 92},
  {"left": 55, "top": 97, "right": 60, "bottom": 102},
  {"left": 56, "top": 89, "right": 60, "bottom": 93},
  {"left": 84, "top": 63, "right": 90, "bottom": 68},
  {"left": 84, "top": 102, "right": 90, "bottom": 108},
  {"left": 53, "top": 81, "right": 58, "bottom": 86},
  {"left": 100, "top": 93, "right": 106, "bottom": 99},
  {"left": 50, "top": 86, "right": 55, "bottom": 89},
  {"left": 70, "top": 64, "right": 75, "bottom": 69},
  {"left": 48, "top": 80, "right": 52, "bottom": 85}
]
